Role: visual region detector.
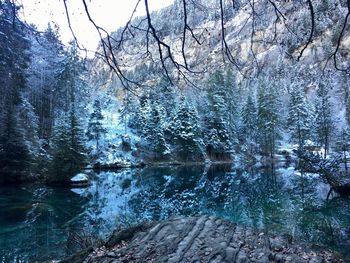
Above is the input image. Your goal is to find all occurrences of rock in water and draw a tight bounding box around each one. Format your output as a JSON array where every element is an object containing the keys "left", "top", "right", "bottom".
[
  {"left": 70, "top": 173, "right": 90, "bottom": 187},
  {"left": 63, "top": 216, "right": 344, "bottom": 263}
]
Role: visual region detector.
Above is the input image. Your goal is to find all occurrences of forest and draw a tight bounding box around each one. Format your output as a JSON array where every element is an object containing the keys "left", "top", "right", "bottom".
[{"left": 1, "top": 0, "right": 350, "bottom": 262}]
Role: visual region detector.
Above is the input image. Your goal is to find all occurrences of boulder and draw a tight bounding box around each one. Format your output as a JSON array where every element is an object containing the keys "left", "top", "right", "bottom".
[
  {"left": 62, "top": 216, "right": 344, "bottom": 263},
  {"left": 70, "top": 173, "right": 90, "bottom": 188}
]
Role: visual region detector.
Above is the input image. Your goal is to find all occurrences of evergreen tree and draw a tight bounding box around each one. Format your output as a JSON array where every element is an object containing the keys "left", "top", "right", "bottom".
[
  {"left": 27, "top": 23, "right": 65, "bottom": 140},
  {"left": 335, "top": 128, "right": 350, "bottom": 174},
  {"left": 156, "top": 78, "right": 177, "bottom": 119},
  {"left": 119, "top": 90, "right": 136, "bottom": 134},
  {"left": 257, "top": 81, "right": 281, "bottom": 157},
  {"left": 144, "top": 97, "right": 169, "bottom": 160},
  {"left": 241, "top": 94, "right": 257, "bottom": 153},
  {"left": 204, "top": 70, "right": 233, "bottom": 159},
  {"left": 57, "top": 41, "right": 87, "bottom": 113},
  {"left": 131, "top": 93, "right": 150, "bottom": 136},
  {"left": 345, "top": 95, "right": 350, "bottom": 126},
  {"left": 314, "top": 82, "right": 333, "bottom": 158},
  {"left": 49, "top": 108, "right": 87, "bottom": 183},
  {"left": 128, "top": 99, "right": 142, "bottom": 131},
  {"left": 171, "top": 95, "right": 203, "bottom": 161},
  {"left": 224, "top": 69, "right": 240, "bottom": 134},
  {"left": 0, "top": 108, "right": 30, "bottom": 183},
  {"left": 87, "top": 100, "right": 106, "bottom": 154},
  {"left": 287, "top": 85, "right": 313, "bottom": 147},
  {"left": 49, "top": 42, "right": 88, "bottom": 183},
  {"left": 18, "top": 97, "right": 41, "bottom": 160},
  {"left": 0, "top": 0, "right": 31, "bottom": 183}
]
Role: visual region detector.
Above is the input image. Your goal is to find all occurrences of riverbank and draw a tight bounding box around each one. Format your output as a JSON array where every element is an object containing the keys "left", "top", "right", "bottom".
[{"left": 60, "top": 216, "right": 345, "bottom": 263}]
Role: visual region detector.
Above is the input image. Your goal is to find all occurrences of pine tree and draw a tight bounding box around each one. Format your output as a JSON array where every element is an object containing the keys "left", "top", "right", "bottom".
[
  {"left": 128, "top": 99, "right": 142, "bottom": 131},
  {"left": 224, "top": 69, "right": 240, "bottom": 134},
  {"left": 0, "top": 108, "right": 30, "bottom": 183},
  {"left": 241, "top": 94, "right": 257, "bottom": 153},
  {"left": 345, "top": 95, "right": 350, "bottom": 126},
  {"left": 49, "top": 108, "right": 87, "bottom": 183},
  {"left": 48, "top": 41, "right": 88, "bottom": 183},
  {"left": 0, "top": 0, "right": 31, "bottom": 183},
  {"left": 335, "top": 128, "right": 350, "bottom": 174},
  {"left": 314, "top": 82, "right": 333, "bottom": 158},
  {"left": 119, "top": 90, "right": 136, "bottom": 134},
  {"left": 204, "top": 70, "right": 233, "bottom": 159},
  {"left": 131, "top": 93, "right": 150, "bottom": 136},
  {"left": 87, "top": 100, "right": 106, "bottom": 155},
  {"left": 144, "top": 97, "right": 169, "bottom": 160},
  {"left": 156, "top": 78, "right": 177, "bottom": 119},
  {"left": 287, "top": 85, "right": 313, "bottom": 147},
  {"left": 171, "top": 95, "right": 203, "bottom": 161},
  {"left": 57, "top": 41, "right": 87, "bottom": 113},
  {"left": 18, "top": 97, "right": 41, "bottom": 161},
  {"left": 27, "top": 23, "right": 65, "bottom": 140},
  {"left": 257, "top": 81, "right": 281, "bottom": 157}
]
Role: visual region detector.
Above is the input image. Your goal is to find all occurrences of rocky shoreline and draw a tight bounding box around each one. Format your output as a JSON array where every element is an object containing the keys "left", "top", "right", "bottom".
[{"left": 60, "top": 216, "right": 344, "bottom": 263}]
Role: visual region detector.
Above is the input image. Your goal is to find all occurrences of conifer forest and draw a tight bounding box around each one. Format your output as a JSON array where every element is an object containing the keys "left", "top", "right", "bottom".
[{"left": 1, "top": 0, "right": 350, "bottom": 262}]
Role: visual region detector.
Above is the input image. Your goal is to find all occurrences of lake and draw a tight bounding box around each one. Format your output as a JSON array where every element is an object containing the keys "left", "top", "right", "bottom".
[{"left": 1, "top": 164, "right": 350, "bottom": 262}]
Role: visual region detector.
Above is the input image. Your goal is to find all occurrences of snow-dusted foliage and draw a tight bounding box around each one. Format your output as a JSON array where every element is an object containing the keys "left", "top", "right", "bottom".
[
  {"left": 314, "top": 82, "right": 334, "bottom": 158},
  {"left": 170, "top": 95, "right": 203, "bottom": 161},
  {"left": 0, "top": 0, "right": 90, "bottom": 183},
  {"left": 48, "top": 107, "right": 88, "bottom": 183},
  {"left": 287, "top": 84, "right": 314, "bottom": 147},
  {"left": 87, "top": 100, "right": 107, "bottom": 159},
  {"left": 0, "top": 0, "right": 31, "bottom": 183},
  {"left": 2, "top": 0, "right": 350, "bottom": 183},
  {"left": 257, "top": 78, "right": 282, "bottom": 157}
]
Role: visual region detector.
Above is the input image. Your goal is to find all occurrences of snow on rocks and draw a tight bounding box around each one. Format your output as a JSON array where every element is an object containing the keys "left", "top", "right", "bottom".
[{"left": 70, "top": 173, "right": 90, "bottom": 187}]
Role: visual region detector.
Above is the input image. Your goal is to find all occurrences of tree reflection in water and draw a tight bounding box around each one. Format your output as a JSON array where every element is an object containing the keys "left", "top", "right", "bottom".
[{"left": 0, "top": 164, "right": 349, "bottom": 261}]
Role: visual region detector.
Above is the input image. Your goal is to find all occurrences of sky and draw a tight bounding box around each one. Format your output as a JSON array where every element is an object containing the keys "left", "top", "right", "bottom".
[{"left": 20, "top": 0, "right": 174, "bottom": 53}]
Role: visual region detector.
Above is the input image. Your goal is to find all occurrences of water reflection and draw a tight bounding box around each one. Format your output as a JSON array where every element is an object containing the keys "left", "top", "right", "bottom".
[{"left": 0, "top": 164, "right": 349, "bottom": 262}]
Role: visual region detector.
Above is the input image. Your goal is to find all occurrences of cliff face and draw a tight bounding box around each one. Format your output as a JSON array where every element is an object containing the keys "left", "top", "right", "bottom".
[
  {"left": 90, "top": 0, "right": 350, "bottom": 91},
  {"left": 85, "top": 0, "right": 350, "bottom": 165}
]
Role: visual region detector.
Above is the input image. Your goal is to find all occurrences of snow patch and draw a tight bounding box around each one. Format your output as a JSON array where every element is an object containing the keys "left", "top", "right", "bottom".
[{"left": 71, "top": 173, "right": 89, "bottom": 182}]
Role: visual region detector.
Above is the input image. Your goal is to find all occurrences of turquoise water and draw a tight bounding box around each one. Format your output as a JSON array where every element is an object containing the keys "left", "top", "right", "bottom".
[{"left": 0, "top": 165, "right": 350, "bottom": 262}]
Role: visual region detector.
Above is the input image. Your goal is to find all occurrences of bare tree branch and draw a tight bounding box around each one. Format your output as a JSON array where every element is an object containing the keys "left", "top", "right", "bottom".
[
  {"left": 58, "top": 0, "right": 350, "bottom": 89},
  {"left": 297, "top": 0, "right": 315, "bottom": 61},
  {"left": 330, "top": 0, "right": 350, "bottom": 73},
  {"left": 219, "top": 0, "right": 243, "bottom": 75}
]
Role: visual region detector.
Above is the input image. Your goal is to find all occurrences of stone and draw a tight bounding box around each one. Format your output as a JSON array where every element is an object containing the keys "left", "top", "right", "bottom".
[
  {"left": 62, "top": 216, "right": 345, "bottom": 263},
  {"left": 70, "top": 173, "right": 90, "bottom": 187}
]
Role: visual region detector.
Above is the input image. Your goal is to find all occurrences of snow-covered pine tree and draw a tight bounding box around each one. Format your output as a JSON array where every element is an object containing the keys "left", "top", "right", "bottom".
[
  {"left": 171, "top": 95, "right": 203, "bottom": 161},
  {"left": 0, "top": 0, "right": 31, "bottom": 183},
  {"left": 119, "top": 90, "right": 138, "bottom": 134},
  {"left": 18, "top": 97, "right": 41, "bottom": 164},
  {"left": 144, "top": 95, "right": 169, "bottom": 160},
  {"left": 241, "top": 94, "right": 257, "bottom": 153},
  {"left": 131, "top": 93, "right": 150, "bottom": 136},
  {"left": 345, "top": 95, "right": 350, "bottom": 126},
  {"left": 27, "top": 24, "right": 65, "bottom": 140},
  {"left": 48, "top": 40, "right": 88, "bottom": 183},
  {"left": 204, "top": 70, "right": 234, "bottom": 159},
  {"left": 87, "top": 100, "right": 106, "bottom": 156},
  {"left": 0, "top": 107, "right": 31, "bottom": 183},
  {"left": 257, "top": 80, "right": 281, "bottom": 157},
  {"left": 49, "top": 107, "right": 87, "bottom": 183},
  {"left": 156, "top": 78, "right": 177, "bottom": 120},
  {"left": 335, "top": 128, "right": 350, "bottom": 174},
  {"left": 287, "top": 85, "right": 314, "bottom": 147},
  {"left": 224, "top": 69, "right": 240, "bottom": 136},
  {"left": 57, "top": 41, "right": 87, "bottom": 114},
  {"left": 314, "top": 82, "right": 334, "bottom": 158}
]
